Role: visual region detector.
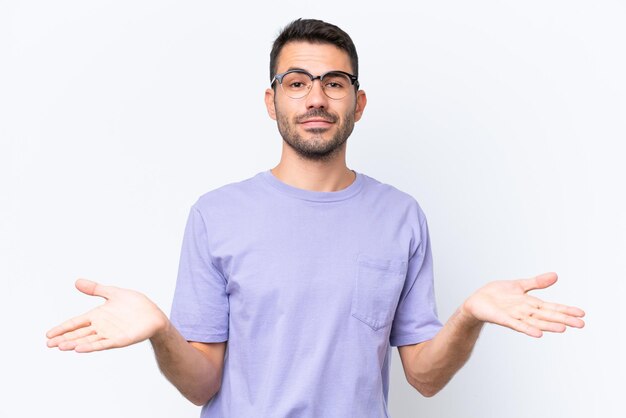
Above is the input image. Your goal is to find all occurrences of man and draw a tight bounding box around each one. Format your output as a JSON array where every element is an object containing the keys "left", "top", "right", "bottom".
[{"left": 46, "top": 19, "right": 585, "bottom": 417}]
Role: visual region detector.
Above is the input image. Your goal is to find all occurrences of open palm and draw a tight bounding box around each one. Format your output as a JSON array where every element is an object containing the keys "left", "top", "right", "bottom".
[
  {"left": 46, "top": 279, "right": 168, "bottom": 353},
  {"left": 462, "top": 272, "right": 585, "bottom": 338}
]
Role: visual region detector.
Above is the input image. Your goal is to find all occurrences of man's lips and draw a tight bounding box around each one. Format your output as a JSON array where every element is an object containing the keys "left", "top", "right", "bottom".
[{"left": 298, "top": 119, "right": 334, "bottom": 128}]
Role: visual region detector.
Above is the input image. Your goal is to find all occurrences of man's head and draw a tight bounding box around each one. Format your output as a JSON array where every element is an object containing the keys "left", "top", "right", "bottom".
[
  {"left": 269, "top": 18, "right": 359, "bottom": 84},
  {"left": 265, "top": 19, "right": 366, "bottom": 162}
]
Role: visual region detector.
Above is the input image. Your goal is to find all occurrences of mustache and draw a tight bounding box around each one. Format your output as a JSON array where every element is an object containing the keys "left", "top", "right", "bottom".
[{"left": 295, "top": 109, "right": 338, "bottom": 123}]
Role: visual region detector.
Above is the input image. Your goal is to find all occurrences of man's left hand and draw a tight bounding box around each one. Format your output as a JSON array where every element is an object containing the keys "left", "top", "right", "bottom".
[{"left": 460, "top": 272, "right": 585, "bottom": 337}]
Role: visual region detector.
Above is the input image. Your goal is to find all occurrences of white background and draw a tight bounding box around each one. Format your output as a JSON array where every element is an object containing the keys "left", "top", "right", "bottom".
[{"left": 1, "top": 1, "right": 624, "bottom": 417}]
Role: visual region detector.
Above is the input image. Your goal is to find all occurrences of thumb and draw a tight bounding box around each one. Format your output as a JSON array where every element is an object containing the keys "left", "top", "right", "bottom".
[
  {"left": 75, "top": 278, "right": 111, "bottom": 299},
  {"left": 519, "top": 272, "right": 558, "bottom": 293}
]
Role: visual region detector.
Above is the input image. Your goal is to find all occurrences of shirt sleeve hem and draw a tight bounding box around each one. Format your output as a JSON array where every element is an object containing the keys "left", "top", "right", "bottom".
[
  {"left": 177, "top": 329, "right": 228, "bottom": 343},
  {"left": 390, "top": 328, "right": 441, "bottom": 347}
]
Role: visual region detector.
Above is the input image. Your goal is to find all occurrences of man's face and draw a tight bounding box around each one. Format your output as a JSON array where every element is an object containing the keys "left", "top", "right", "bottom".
[{"left": 265, "top": 41, "right": 366, "bottom": 161}]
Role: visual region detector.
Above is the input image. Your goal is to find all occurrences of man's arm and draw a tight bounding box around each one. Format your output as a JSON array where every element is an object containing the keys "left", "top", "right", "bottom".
[
  {"left": 46, "top": 279, "right": 226, "bottom": 405},
  {"left": 398, "top": 272, "right": 585, "bottom": 397},
  {"left": 149, "top": 326, "right": 226, "bottom": 405}
]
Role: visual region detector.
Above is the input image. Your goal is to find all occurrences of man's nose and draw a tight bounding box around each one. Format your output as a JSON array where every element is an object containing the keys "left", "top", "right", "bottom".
[{"left": 305, "top": 79, "right": 328, "bottom": 108}]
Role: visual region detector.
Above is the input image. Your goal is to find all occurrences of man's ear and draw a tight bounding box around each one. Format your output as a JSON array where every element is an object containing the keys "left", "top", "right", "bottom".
[
  {"left": 265, "top": 88, "right": 277, "bottom": 120},
  {"left": 354, "top": 90, "right": 367, "bottom": 122}
]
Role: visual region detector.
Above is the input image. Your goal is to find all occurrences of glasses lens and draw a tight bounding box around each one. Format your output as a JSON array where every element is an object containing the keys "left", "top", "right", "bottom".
[
  {"left": 281, "top": 72, "right": 312, "bottom": 99},
  {"left": 278, "top": 71, "right": 354, "bottom": 99},
  {"left": 320, "top": 72, "right": 352, "bottom": 100}
]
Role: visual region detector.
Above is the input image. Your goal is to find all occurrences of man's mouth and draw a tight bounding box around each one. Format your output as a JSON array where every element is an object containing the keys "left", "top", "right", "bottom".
[{"left": 299, "top": 118, "right": 334, "bottom": 128}]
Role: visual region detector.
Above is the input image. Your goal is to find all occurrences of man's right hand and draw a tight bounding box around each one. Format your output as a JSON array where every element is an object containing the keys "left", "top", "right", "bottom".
[{"left": 46, "top": 279, "right": 169, "bottom": 353}]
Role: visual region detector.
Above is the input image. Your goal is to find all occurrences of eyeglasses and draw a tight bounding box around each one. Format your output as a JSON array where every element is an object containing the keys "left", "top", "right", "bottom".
[{"left": 271, "top": 69, "right": 359, "bottom": 100}]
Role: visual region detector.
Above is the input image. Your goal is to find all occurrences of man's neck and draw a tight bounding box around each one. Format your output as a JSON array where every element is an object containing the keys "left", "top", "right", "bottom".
[{"left": 271, "top": 149, "right": 355, "bottom": 192}]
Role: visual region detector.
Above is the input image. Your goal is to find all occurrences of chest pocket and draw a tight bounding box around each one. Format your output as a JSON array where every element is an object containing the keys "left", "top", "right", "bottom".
[{"left": 350, "top": 253, "right": 408, "bottom": 331}]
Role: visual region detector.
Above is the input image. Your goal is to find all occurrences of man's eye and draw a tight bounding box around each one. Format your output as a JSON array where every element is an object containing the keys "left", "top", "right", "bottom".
[
  {"left": 289, "top": 82, "right": 306, "bottom": 88},
  {"left": 325, "top": 82, "right": 344, "bottom": 89}
]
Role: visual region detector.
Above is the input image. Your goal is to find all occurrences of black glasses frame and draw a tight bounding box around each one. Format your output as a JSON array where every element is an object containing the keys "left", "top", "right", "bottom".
[{"left": 271, "top": 69, "right": 360, "bottom": 98}]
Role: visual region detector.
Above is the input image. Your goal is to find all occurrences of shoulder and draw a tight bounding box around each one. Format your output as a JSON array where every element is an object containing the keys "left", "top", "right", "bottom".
[
  {"left": 192, "top": 172, "right": 264, "bottom": 215},
  {"left": 360, "top": 173, "right": 428, "bottom": 222}
]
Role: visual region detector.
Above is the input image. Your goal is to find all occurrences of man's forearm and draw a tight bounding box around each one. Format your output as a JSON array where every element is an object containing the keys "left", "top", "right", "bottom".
[
  {"left": 149, "top": 321, "right": 223, "bottom": 406},
  {"left": 404, "top": 273, "right": 586, "bottom": 397},
  {"left": 405, "top": 306, "right": 484, "bottom": 397}
]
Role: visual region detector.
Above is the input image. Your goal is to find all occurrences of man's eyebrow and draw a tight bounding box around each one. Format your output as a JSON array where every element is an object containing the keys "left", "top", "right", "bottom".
[
  {"left": 285, "top": 67, "right": 309, "bottom": 73},
  {"left": 282, "top": 68, "right": 348, "bottom": 75}
]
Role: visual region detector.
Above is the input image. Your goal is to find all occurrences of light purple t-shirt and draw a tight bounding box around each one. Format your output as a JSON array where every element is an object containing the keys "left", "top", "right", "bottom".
[{"left": 170, "top": 169, "right": 442, "bottom": 418}]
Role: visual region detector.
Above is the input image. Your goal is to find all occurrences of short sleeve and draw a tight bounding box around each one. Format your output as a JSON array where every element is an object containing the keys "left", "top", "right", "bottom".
[
  {"left": 169, "top": 205, "right": 229, "bottom": 343},
  {"left": 389, "top": 215, "right": 443, "bottom": 346}
]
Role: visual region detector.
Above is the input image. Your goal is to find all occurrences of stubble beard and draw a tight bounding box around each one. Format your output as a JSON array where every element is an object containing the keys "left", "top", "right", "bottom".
[{"left": 275, "top": 107, "right": 356, "bottom": 162}]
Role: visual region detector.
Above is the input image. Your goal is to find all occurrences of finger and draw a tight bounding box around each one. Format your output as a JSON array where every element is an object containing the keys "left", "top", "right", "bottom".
[
  {"left": 47, "top": 326, "right": 96, "bottom": 348},
  {"left": 58, "top": 334, "right": 104, "bottom": 351},
  {"left": 71, "top": 333, "right": 104, "bottom": 347},
  {"left": 529, "top": 307, "right": 586, "bottom": 328},
  {"left": 75, "top": 279, "right": 112, "bottom": 300},
  {"left": 501, "top": 316, "right": 543, "bottom": 338},
  {"left": 75, "top": 337, "right": 117, "bottom": 353},
  {"left": 46, "top": 315, "right": 91, "bottom": 339},
  {"left": 56, "top": 340, "right": 78, "bottom": 351},
  {"left": 519, "top": 272, "right": 558, "bottom": 293},
  {"left": 524, "top": 316, "right": 566, "bottom": 333},
  {"left": 537, "top": 301, "right": 586, "bottom": 318}
]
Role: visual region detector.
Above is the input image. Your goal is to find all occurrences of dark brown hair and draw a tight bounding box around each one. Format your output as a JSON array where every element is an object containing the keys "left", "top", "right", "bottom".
[{"left": 269, "top": 18, "right": 359, "bottom": 82}]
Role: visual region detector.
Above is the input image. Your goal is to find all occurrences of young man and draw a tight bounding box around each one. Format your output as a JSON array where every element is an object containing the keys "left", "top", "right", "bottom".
[{"left": 46, "top": 19, "right": 585, "bottom": 417}]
